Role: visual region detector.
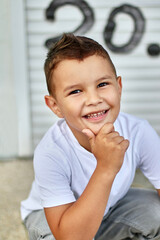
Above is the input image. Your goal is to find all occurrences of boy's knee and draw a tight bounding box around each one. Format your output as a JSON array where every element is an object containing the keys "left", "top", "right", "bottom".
[
  {"left": 135, "top": 189, "right": 160, "bottom": 237},
  {"left": 143, "top": 189, "right": 160, "bottom": 219}
]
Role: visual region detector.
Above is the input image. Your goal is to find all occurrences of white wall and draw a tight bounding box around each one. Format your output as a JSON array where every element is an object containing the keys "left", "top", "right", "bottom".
[
  {"left": 0, "top": 0, "right": 18, "bottom": 159},
  {"left": 0, "top": 0, "right": 32, "bottom": 159}
]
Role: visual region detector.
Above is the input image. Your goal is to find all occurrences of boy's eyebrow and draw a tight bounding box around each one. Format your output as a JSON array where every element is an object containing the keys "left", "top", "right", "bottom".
[
  {"left": 96, "top": 75, "right": 113, "bottom": 81},
  {"left": 64, "top": 84, "right": 82, "bottom": 92},
  {"left": 64, "top": 75, "right": 113, "bottom": 92}
]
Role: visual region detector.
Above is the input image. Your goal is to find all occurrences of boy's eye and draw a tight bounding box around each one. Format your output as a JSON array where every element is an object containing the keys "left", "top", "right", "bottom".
[
  {"left": 69, "top": 89, "right": 81, "bottom": 95},
  {"left": 97, "top": 82, "right": 108, "bottom": 88}
]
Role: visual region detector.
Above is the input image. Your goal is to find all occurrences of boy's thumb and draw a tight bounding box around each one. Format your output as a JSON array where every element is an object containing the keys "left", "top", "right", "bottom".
[{"left": 82, "top": 129, "right": 95, "bottom": 147}]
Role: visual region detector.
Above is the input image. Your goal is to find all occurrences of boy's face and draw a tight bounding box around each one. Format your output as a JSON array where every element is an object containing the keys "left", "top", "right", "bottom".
[{"left": 45, "top": 55, "right": 122, "bottom": 150}]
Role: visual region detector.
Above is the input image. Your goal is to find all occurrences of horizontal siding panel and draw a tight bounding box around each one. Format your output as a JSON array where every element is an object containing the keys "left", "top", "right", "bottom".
[
  {"left": 26, "top": 0, "right": 52, "bottom": 9},
  {"left": 118, "top": 69, "right": 160, "bottom": 79},
  {"left": 26, "top": 0, "right": 160, "bottom": 9},
  {"left": 135, "top": 114, "right": 160, "bottom": 123},
  {"left": 32, "top": 114, "right": 58, "bottom": 124},
  {"left": 27, "top": 19, "right": 160, "bottom": 33},
  {"left": 26, "top": 8, "right": 160, "bottom": 22},
  {"left": 123, "top": 81, "right": 160, "bottom": 91},
  {"left": 122, "top": 92, "right": 160, "bottom": 102},
  {"left": 120, "top": 104, "right": 160, "bottom": 113}
]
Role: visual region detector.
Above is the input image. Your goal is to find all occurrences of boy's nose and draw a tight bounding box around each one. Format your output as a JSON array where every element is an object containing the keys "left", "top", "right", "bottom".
[{"left": 85, "top": 91, "right": 103, "bottom": 106}]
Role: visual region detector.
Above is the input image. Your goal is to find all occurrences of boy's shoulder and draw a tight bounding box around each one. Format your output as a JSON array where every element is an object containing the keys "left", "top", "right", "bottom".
[
  {"left": 116, "top": 112, "right": 149, "bottom": 137},
  {"left": 33, "top": 119, "right": 74, "bottom": 177}
]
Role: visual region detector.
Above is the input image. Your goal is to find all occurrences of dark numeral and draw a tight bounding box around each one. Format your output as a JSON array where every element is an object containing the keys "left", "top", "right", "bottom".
[
  {"left": 103, "top": 4, "right": 145, "bottom": 53},
  {"left": 45, "top": 0, "right": 94, "bottom": 48}
]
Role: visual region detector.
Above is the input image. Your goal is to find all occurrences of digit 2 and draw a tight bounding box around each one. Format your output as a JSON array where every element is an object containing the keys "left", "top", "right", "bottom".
[{"left": 45, "top": 0, "right": 94, "bottom": 48}]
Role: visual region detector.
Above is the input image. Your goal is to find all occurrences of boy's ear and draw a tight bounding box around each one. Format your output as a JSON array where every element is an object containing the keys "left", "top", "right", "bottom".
[
  {"left": 117, "top": 76, "right": 122, "bottom": 97},
  {"left": 44, "top": 95, "right": 64, "bottom": 118}
]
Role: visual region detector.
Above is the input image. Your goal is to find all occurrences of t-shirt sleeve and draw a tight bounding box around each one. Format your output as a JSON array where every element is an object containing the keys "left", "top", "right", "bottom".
[
  {"left": 137, "top": 120, "right": 160, "bottom": 189},
  {"left": 34, "top": 148, "right": 76, "bottom": 208}
]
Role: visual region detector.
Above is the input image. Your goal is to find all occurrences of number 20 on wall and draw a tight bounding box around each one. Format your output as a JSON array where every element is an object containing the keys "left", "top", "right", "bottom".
[{"left": 45, "top": 0, "right": 160, "bottom": 56}]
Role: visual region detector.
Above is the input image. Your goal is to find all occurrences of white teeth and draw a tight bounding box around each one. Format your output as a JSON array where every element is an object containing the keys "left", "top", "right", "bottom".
[{"left": 85, "top": 110, "right": 106, "bottom": 119}]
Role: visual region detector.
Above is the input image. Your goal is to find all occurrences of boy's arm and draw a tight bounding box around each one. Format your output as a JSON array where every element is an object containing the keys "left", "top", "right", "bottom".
[
  {"left": 45, "top": 167, "right": 115, "bottom": 240},
  {"left": 45, "top": 123, "right": 129, "bottom": 240}
]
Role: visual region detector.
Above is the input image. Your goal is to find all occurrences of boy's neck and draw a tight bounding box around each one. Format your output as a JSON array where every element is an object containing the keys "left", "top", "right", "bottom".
[{"left": 67, "top": 124, "right": 92, "bottom": 152}]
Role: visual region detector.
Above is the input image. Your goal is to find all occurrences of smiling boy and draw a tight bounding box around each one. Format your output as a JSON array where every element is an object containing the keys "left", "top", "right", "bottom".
[{"left": 21, "top": 34, "right": 160, "bottom": 240}]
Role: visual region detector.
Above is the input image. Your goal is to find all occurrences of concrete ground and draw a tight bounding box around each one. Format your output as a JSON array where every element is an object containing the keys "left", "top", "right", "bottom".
[
  {"left": 0, "top": 159, "right": 34, "bottom": 240},
  {"left": 0, "top": 159, "right": 154, "bottom": 240}
]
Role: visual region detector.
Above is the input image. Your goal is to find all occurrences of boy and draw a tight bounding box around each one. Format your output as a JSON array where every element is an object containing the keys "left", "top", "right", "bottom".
[{"left": 21, "top": 34, "right": 160, "bottom": 240}]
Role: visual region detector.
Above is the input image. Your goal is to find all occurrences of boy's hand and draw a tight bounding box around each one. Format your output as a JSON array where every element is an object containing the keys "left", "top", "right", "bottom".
[{"left": 82, "top": 123, "right": 129, "bottom": 177}]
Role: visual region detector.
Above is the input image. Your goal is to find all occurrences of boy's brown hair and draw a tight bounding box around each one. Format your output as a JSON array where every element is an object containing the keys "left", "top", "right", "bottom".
[{"left": 44, "top": 33, "right": 117, "bottom": 96}]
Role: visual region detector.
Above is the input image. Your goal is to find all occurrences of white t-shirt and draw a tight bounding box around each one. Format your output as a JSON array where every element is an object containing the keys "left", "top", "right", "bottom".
[{"left": 21, "top": 112, "right": 160, "bottom": 221}]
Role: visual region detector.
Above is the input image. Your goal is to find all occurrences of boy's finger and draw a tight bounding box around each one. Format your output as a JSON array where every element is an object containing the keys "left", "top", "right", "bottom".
[
  {"left": 107, "top": 131, "right": 120, "bottom": 139},
  {"left": 120, "top": 139, "right": 130, "bottom": 151},
  {"left": 112, "top": 136, "right": 125, "bottom": 144}
]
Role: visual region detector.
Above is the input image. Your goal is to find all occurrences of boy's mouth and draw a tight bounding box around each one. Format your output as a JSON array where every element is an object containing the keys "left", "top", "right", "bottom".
[{"left": 83, "top": 110, "right": 108, "bottom": 119}]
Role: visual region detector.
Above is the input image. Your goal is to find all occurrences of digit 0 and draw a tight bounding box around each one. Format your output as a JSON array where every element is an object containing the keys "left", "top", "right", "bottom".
[{"left": 103, "top": 4, "right": 145, "bottom": 53}]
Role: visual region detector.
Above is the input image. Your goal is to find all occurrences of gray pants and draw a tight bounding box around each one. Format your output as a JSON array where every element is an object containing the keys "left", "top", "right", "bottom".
[{"left": 24, "top": 188, "right": 160, "bottom": 240}]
